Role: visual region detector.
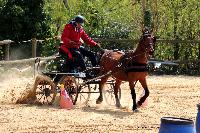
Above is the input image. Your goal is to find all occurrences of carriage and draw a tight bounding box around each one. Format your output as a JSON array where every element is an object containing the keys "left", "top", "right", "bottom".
[
  {"left": 33, "top": 50, "right": 121, "bottom": 106},
  {"left": 33, "top": 29, "right": 159, "bottom": 111}
]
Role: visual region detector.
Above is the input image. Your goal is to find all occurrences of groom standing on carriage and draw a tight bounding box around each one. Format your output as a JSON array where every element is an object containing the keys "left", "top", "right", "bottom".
[{"left": 60, "top": 15, "right": 101, "bottom": 72}]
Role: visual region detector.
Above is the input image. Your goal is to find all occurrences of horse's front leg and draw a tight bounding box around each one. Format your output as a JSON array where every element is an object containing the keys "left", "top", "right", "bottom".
[
  {"left": 129, "top": 81, "right": 137, "bottom": 111},
  {"left": 114, "top": 79, "right": 122, "bottom": 108},
  {"left": 96, "top": 76, "right": 108, "bottom": 104},
  {"left": 137, "top": 78, "right": 149, "bottom": 107}
]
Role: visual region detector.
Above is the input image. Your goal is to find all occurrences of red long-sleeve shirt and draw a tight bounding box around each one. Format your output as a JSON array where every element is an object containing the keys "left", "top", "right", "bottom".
[{"left": 61, "top": 23, "right": 97, "bottom": 49}]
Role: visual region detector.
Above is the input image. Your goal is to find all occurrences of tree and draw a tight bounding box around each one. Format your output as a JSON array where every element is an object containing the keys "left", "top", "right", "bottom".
[{"left": 0, "top": 0, "right": 52, "bottom": 42}]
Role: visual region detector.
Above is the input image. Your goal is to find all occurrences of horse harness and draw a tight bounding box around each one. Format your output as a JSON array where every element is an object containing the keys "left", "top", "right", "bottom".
[
  {"left": 94, "top": 49, "right": 150, "bottom": 82},
  {"left": 118, "top": 51, "right": 149, "bottom": 73}
]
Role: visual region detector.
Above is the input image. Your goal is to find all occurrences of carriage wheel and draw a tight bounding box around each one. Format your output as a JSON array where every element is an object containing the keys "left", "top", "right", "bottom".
[
  {"left": 57, "top": 75, "right": 78, "bottom": 105},
  {"left": 103, "top": 82, "right": 121, "bottom": 106},
  {"left": 74, "top": 84, "right": 91, "bottom": 106},
  {"left": 34, "top": 75, "right": 56, "bottom": 105}
]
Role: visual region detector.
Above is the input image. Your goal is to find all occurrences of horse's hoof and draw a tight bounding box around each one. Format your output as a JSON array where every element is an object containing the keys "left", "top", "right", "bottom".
[
  {"left": 116, "top": 105, "right": 122, "bottom": 108},
  {"left": 137, "top": 103, "right": 141, "bottom": 108},
  {"left": 96, "top": 100, "right": 102, "bottom": 104},
  {"left": 132, "top": 105, "right": 137, "bottom": 110},
  {"left": 96, "top": 98, "right": 103, "bottom": 104},
  {"left": 116, "top": 103, "right": 121, "bottom": 108},
  {"left": 133, "top": 109, "right": 139, "bottom": 113},
  {"left": 132, "top": 105, "right": 139, "bottom": 112}
]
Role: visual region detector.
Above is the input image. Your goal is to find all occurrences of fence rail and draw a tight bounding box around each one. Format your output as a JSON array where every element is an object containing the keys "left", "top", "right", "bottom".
[
  {"left": 0, "top": 56, "right": 57, "bottom": 65},
  {"left": 0, "top": 38, "right": 200, "bottom": 61},
  {"left": 94, "top": 39, "right": 200, "bottom": 44},
  {"left": 0, "top": 38, "right": 200, "bottom": 75}
]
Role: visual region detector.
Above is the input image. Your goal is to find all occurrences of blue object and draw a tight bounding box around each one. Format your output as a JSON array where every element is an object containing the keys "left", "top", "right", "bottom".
[
  {"left": 159, "top": 117, "right": 196, "bottom": 133},
  {"left": 196, "top": 104, "right": 200, "bottom": 133}
]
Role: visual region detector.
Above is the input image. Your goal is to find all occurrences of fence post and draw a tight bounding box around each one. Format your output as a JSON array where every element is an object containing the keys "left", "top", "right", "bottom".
[
  {"left": 0, "top": 40, "right": 13, "bottom": 61},
  {"left": 31, "top": 38, "right": 37, "bottom": 58},
  {"left": 5, "top": 43, "right": 10, "bottom": 61}
]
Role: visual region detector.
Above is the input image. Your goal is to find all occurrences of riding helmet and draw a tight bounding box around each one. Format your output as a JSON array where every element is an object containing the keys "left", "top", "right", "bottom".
[{"left": 74, "top": 15, "right": 85, "bottom": 24}]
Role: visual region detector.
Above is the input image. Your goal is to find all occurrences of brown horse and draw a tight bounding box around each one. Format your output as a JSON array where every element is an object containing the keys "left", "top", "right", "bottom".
[{"left": 96, "top": 30, "right": 156, "bottom": 111}]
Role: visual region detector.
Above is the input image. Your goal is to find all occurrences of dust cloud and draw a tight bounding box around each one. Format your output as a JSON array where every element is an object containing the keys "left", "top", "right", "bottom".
[{"left": 0, "top": 65, "right": 35, "bottom": 104}]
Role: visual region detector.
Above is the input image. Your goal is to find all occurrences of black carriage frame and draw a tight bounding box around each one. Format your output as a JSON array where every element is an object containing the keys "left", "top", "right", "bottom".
[{"left": 34, "top": 52, "right": 121, "bottom": 106}]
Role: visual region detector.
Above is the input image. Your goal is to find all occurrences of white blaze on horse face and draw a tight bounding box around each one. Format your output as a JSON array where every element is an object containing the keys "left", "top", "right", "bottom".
[{"left": 147, "top": 36, "right": 153, "bottom": 44}]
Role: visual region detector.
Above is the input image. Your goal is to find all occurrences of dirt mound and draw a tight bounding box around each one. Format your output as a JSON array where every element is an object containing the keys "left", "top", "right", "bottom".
[
  {"left": 0, "top": 66, "right": 35, "bottom": 104},
  {"left": 15, "top": 82, "right": 36, "bottom": 104},
  {"left": 16, "top": 74, "right": 56, "bottom": 104}
]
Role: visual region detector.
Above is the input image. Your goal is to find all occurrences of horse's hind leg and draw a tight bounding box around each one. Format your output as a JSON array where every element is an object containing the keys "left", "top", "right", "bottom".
[
  {"left": 137, "top": 78, "right": 149, "bottom": 107},
  {"left": 114, "top": 79, "right": 122, "bottom": 108},
  {"left": 96, "top": 76, "right": 109, "bottom": 104}
]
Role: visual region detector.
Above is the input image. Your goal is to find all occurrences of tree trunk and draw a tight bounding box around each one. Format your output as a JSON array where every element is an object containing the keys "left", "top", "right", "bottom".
[{"left": 172, "top": 1, "right": 180, "bottom": 73}]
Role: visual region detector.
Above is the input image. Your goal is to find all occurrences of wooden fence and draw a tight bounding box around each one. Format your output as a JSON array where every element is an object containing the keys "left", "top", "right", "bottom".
[
  {"left": 1, "top": 38, "right": 200, "bottom": 61},
  {"left": 0, "top": 39, "right": 38, "bottom": 61},
  {"left": 0, "top": 40, "right": 13, "bottom": 61},
  {"left": 1, "top": 38, "right": 200, "bottom": 75}
]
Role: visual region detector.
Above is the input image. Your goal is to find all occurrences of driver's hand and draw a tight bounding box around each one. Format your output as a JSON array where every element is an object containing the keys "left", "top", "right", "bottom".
[
  {"left": 96, "top": 43, "right": 105, "bottom": 53},
  {"left": 96, "top": 43, "right": 101, "bottom": 48}
]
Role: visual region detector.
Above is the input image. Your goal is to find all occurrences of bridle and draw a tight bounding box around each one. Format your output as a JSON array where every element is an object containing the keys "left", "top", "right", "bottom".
[
  {"left": 141, "top": 33, "right": 155, "bottom": 56},
  {"left": 119, "top": 33, "right": 155, "bottom": 66}
]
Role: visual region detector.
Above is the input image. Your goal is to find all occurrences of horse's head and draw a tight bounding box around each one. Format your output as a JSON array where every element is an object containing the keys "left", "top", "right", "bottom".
[{"left": 139, "top": 29, "right": 156, "bottom": 55}]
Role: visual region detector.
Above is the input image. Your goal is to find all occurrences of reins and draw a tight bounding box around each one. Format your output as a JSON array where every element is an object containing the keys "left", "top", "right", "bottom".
[
  {"left": 117, "top": 50, "right": 148, "bottom": 68},
  {"left": 117, "top": 35, "right": 153, "bottom": 68},
  {"left": 81, "top": 70, "right": 112, "bottom": 85}
]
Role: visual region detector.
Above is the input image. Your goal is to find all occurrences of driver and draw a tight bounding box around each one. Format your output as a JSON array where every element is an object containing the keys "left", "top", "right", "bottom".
[{"left": 60, "top": 15, "right": 101, "bottom": 72}]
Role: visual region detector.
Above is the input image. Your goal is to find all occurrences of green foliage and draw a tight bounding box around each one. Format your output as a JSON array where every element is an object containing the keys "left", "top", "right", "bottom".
[
  {"left": 41, "top": 38, "right": 60, "bottom": 56},
  {"left": 0, "top": 0, "right": 52, "bottom": 42},
  {"left": 1, "top": 0, "right": 200, "bottom": 74},
  {"left": 43, "top": 0, "right": 136, "bottom": 37},
  {"left": 44, "top": 0, "right": 68, "bottom": 36},
  {"left": 144, "top": 10, "right": 152, "bottom": 28}
]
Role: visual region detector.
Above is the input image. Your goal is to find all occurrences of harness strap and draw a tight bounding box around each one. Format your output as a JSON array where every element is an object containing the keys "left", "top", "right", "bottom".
[
  {"left": 125, "top": 63, "right": 148, "bottom": 72},
  {"left": 119, "top": 53, "right": 148, "bottom": 72}
]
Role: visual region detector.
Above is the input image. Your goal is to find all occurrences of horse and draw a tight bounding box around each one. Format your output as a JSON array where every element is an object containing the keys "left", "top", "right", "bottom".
[{"left": 96, "top": 29, "right": 156, "bottom": 111}]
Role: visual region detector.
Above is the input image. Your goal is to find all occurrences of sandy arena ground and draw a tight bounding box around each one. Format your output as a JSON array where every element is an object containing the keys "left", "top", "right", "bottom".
[{"left": 0, "top": 68, "right": 200, "bottom": 132}]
